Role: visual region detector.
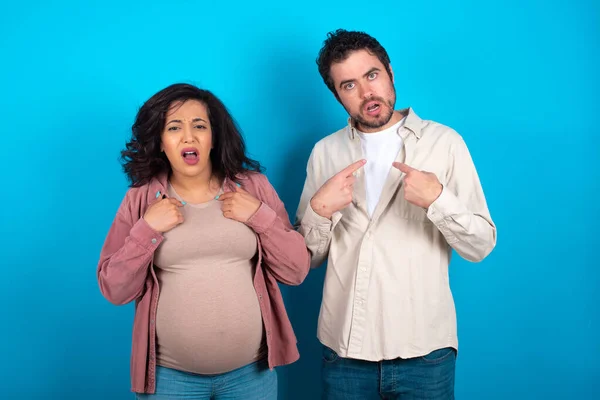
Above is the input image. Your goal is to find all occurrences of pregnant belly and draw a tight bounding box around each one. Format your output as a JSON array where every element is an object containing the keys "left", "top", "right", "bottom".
[{"left": 155, "top": 266, "right": 265, "bottom": 375}]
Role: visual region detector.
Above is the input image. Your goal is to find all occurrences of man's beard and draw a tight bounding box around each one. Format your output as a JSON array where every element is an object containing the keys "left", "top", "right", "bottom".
[{"left": 352, "top": 92, "right": 396, "bottom": 131}]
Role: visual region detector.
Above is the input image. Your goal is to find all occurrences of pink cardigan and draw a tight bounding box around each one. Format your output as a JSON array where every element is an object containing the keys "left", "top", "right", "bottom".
[{"left": 97, "top": 171, "right": 310, "bottom": 393}]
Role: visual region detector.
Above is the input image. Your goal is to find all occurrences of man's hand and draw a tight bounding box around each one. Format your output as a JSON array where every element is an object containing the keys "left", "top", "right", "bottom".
[
  {"left": 310, "top": 159, "right": 366, "bottom": 219},
  {"left": 392, "top": 162, "right": 442, "bottom": 209}
]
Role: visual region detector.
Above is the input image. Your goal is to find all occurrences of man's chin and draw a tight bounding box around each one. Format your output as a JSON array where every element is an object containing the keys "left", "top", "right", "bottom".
[{"left": 355, "top": 113, "right": 393, "bottom": 131}]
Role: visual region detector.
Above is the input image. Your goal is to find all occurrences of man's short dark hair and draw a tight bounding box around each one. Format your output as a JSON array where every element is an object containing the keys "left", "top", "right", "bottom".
[{"left": 316, "top": 29, "right": 392, "bottom": 96}]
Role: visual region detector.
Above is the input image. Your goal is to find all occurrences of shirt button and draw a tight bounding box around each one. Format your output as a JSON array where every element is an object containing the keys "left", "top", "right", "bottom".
[
  {"left": 362, "top": 268, "right": 367, "bottom": 272},
  {"left": 151, "top": 238, "right": 157, "bottom": 244},
  {"left": 258, "top": 294, "right": 263, "bottom": 299}
]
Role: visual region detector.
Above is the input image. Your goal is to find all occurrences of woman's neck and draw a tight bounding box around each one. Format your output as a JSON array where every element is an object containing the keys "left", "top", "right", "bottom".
[{"left": 169, "top": 169, "right": 222, "bottom": 203}]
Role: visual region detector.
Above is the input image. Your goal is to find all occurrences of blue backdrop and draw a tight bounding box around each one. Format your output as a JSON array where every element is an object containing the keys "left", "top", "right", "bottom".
[{"left": 1, "top": 1, "right": 598, "bottom": 399}]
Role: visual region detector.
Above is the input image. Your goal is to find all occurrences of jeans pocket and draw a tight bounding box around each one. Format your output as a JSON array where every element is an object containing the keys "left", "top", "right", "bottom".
[
  {"left": 322, "top": 345, "right": 339, "bottom": 363},
  {"left": 420, "top": 347, "right": 456, "bottom": 364}
]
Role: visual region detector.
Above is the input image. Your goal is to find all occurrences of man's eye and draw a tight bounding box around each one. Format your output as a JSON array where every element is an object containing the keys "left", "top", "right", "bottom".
[
  {"left": 368, "top": 72, "right": 377, "bottom": 80},
  {"left": 345, "top": 83, "right": 355, "bottom": 90}
]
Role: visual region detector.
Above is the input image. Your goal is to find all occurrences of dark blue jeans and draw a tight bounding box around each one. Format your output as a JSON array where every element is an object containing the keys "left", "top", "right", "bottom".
[{"left": 321, "top": 345, "right": 456, "bottom": 400}]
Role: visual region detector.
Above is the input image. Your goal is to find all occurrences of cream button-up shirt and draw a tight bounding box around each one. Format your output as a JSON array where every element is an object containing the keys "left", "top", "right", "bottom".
[{"left": 295, "top": 108, "right": 497, "bottom": 361}]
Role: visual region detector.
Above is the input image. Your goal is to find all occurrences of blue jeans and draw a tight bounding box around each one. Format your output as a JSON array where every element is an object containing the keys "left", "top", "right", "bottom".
[
  {"left": 136, "top": 359, "right": 277, "bottom": 400},
  {"left": 321, "top": 345, "right": 456, "bottom": 400}
]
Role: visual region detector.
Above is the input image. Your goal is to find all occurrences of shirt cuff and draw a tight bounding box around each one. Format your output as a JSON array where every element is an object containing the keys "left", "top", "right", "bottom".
[
  {"left": 426, "top": 185, "right": 461, "bottom": 225},
  {"left": 246, "top": 202, "right": 277, "bottom": 234},
  {"left": 130, "top": 217, "right": 164, "bottom": 250},
  {"left": 302, "top": 202, "right": 338, "bottom": 230}
]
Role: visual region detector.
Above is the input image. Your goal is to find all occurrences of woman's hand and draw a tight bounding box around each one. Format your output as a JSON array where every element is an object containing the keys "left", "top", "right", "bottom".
[
  {"left": 143, "top": 197, "right": 184, "bottom": 232},
  {"left": 218, "top": 185, "right": 261, "bottom": 223}
]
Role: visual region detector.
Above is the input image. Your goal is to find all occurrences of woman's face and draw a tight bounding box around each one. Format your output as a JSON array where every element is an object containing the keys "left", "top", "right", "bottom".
[{"left": 160, "top": 100, "right": 213, "bottom": 179}]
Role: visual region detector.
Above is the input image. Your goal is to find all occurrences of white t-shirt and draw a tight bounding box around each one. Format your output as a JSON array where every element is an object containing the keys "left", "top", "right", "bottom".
[{"left": 357, "top": 118, "right": 405, "bottom": 217}]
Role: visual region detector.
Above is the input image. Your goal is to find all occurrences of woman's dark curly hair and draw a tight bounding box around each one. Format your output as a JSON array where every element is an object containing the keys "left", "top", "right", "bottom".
[
  {"left": 316, "top": 29, "right": 393, "bottom": 97},
  {"left": 120, "top": 83, "right": 263, "bottom": 187}
]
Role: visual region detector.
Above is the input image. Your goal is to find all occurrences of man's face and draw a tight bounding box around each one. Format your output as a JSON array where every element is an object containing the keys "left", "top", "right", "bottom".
[{"left": 329, "top": 49, "right": 397, "bottom": 132}]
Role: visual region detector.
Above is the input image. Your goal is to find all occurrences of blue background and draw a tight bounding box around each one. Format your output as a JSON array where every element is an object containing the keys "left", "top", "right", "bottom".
[{"left": 1, "top": 0, "right": 598, "bottom": 399}]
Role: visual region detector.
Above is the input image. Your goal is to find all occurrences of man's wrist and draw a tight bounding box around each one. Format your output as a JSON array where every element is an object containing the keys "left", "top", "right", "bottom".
[
  {"left": 310, "top": 197, "right": 332, "bottom": 220},
  {"left": 425, "top": 183, "right": 444, "bottom": 209}
]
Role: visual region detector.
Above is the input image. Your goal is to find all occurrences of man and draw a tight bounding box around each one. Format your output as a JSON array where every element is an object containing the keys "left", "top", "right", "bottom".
[{"left": 295, "top": 29, "right": 497, "bottom": 399}]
